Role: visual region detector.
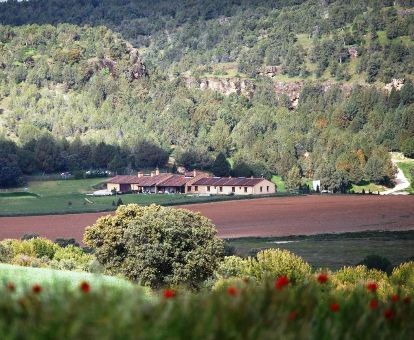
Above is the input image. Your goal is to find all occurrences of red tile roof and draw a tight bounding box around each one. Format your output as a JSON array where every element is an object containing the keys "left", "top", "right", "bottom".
[
  {"left": 107, "top": 173, "right": 203, "bottom": 187},
  {"left": 157, "top": 174, "right": 190, "bottom": 187},
  {"left": 105, "top": 175, "right": 140, "bottom": 184},
  {"left": 192, "top": 177, "right": 266, "bottom": 187}
]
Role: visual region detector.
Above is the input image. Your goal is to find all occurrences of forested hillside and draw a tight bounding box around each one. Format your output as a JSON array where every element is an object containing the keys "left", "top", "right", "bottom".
[
  {"left": 0, "top": 0, "right": 414, "bottom": 191},
  {"left": 1, "top": 0, "right": 413, "bottom": 81}
]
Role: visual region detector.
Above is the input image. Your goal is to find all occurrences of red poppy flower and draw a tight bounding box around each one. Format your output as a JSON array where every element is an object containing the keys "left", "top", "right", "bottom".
[
  {"left": 369, "top": 299, "right": 379, "bottom": 310},
  {"left": 384, "top": 309, "right": 395, "bottom": 320},
  {"left": 7, "top": 282, "right": 15, "bottom": 292},
  {"left": 403, "top": 296, "right": 411, "bottom": 305},
  {"left": 32, "top": 284, "right": 42, "bottom": 294},
  {"left": 80, "top": 281, "right": 90, "bottom": 294},
  {"left": 330, "top": 303, "right": 340, "bottom": 312},
  {"left": 275, "top": 276, "right": 290, "bottom": 290},
  {"left": 391, "top": 294, "right": 399, "bottom": 302},
  {"left": 226, "top": 286, "right": 238, "bottom": 296},
  {"left": 163, "top": 288, "right": 176, "bottom": 299},
  {"left": 367, "top": 282, "right": 378, "bottom": 293},
  {"left": 288, "top": 311, "right": 298, "bottom": 321},
  {"left": 317, "top": 273, "right": 328, "bottom": 284}
]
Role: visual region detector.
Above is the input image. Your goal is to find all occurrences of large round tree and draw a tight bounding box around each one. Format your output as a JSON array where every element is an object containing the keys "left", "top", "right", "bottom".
[{"left": 84, "top": 204, "right": 224, "bottom": 289}]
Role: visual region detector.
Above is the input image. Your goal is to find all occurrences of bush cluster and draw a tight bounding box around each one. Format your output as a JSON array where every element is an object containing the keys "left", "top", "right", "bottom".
[
  {"left": 216, "top": 249, "right": 312, "bottom": 284},
  {"left": 0, "top": 238, "right": 95, "bottom": 272}
]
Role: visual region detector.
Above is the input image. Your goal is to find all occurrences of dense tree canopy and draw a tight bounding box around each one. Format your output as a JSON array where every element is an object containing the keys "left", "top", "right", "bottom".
[{"left": 84, "top": 204, "right": 224, "bottom": 289}]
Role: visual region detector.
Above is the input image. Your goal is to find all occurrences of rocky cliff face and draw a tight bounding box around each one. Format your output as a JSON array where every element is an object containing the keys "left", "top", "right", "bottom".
[
  {"left": 184, "top": 77, "right": 256, "bottom": 98},
  {"left": 184, "top": 76, "right": 320, "bottom": 108},
  {"left": 126, "top": 43, "right": 147, "bottom": 79},
  {"left": 184, "top": 76, "right": 403, "bottom": 109}
]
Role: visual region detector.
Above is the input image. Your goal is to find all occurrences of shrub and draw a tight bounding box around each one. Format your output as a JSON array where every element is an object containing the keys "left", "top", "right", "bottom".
[
  {"left": 1, "top": 239, "right": 36, "bottom": 257},
  {"left": 357, "top": 255, "right": 393, "bottom": 274},
  {"left": 1, "top": 237, "right": 59, "bottom": 259},
  {"left": 21, "top": 233, "right": 40, "bottom": 240},
  {"left": 54, "top": 238, "right": 80, "bottom": 248},
  {"left": 0, "top": 243, "right": 13, "bottom": 263},
  {"left": 216, "top": 256, "right": 248, "bottom": 279},
  {"left": 333, "top": 266, "right": 387, "bottom": 285},
  {"left": 246, "top": 249, "right": 312, "bottom": 283},
  {"left": 216, "top": 249, "right": 312, "bottom": 283},
  {"left": 84, "top": 204, "right": 224, "bottom": 288},
  {"left": 391, "top": 262, "right": 414, "bottom": 290},
  {"left": 10, "top": 254, "right": 47, "bottom": 268},
  {"left": 53, "top": 245, "right": 94, "bottom": 266},
  {"left": 31, "top": 238, "right": 59, "bottom": 259},
  {"left": 332, "top": 265, "right": 392, "bottom": 297}
]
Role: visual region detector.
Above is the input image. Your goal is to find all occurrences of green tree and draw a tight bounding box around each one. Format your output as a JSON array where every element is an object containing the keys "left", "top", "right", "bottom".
[
  {"left": 212, "top": 153, "right": 231, "bottom": 177},
  {"left": 0, "top": 139, "right": 22, "bottom": 188},
  {"left": 133, "top": 141, "right": 169, "bottom": 169},
  {"left": 84, "top": 204, "right": 224, "bottom": 289},
  {"left": 231, "top": 161, "right": 253, "bottom": 178},
  {"left": 400, "top": 80, "right": 414, "bottom": 106},
  {"left": 285, "top": 165, "right": 302, "bottom": 191},
  {"left": 364, "top": 156, "right": 388, "bottom": 184},
  {"left": 401, "top": 138, "right": 414, "bottom": 158}
]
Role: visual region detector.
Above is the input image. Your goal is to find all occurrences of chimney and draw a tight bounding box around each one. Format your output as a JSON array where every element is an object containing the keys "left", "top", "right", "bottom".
[
  {"left": 137, "top": 171, "right": 144, "bottom": 178},
  {"left": 193, "top": 169, "right": 197, "bottom": 177},
  {"left": 151, "top": 171, "right": 155, "bottom": 177},
  {"left": 155, "top": 167, "right": 160, "bottom": 176}
]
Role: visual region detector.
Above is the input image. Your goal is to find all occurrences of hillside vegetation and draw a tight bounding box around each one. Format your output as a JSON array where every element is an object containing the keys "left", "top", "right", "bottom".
[
  {"left": 0, "top": 1, "right": 413, "bottom": 192},
  {"left": 0, "top": 0, "right": 413, "bottom": 81}
]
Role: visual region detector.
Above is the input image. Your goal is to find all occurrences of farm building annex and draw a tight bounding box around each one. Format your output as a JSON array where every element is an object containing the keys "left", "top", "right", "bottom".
[{"left": 106, "top": 169, "right": 276, "bottom": 195}]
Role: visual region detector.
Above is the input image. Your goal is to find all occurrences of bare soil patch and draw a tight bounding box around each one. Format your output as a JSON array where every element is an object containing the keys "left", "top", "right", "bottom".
[{"left": 0, "top": 195, "right": 413, "bottom": 243}]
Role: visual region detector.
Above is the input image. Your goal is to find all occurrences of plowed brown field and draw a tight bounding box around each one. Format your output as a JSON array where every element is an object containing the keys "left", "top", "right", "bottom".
[{"left": 1, "top": 195, "right": 414, "bottom": 243}]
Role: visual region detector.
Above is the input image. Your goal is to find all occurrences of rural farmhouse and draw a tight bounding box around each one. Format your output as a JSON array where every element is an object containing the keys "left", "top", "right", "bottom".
[{"left": 106, "top": 169, "right": 276, "bottom": 196}]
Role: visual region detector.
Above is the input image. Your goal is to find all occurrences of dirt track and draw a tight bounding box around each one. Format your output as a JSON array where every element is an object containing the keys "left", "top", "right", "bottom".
[{"left": 0, "top": 195, "right": 414, "bottom": 242}]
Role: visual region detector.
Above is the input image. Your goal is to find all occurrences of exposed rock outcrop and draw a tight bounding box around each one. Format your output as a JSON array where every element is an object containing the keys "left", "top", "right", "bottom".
[
  {"left": 384, "top": 78, "right": 405, "bottom": 92},
  {"left": 87, "top": 43, "right": 147, "bottom": 81},
  {"left": 184, "top": 76, "right": 356, "bottom": 109},
  {"left": 185, "top": 77, "right": 256, "bottom": 98},
  {"left": 126, "top": 43, "right": 147, "bottom": 79}
]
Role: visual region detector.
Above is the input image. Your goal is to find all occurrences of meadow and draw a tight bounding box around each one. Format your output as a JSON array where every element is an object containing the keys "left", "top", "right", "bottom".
[
  {"left": 226, "top": 231, "right": 414, "bottom": 270},
  {"left": 0, "top": 262, "right": 413, "bottom": 339},
  {"left": 398, "top": 161, "right": 414, "bottom": 194},
  {"left": 0, "top": 178, "right": 290, "bottom": 216}
]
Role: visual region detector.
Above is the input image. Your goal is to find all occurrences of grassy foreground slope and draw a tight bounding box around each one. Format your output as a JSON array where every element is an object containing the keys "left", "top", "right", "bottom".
[
  {"left": 0, "top": 264, "right": 413, "bottom": 339},
  {"left": 0, "top": 263, "right": 135, "bottom": 291}
]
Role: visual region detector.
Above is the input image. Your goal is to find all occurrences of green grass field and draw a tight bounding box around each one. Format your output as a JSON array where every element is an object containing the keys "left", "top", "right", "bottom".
[
  {"left": 0, "top": 263, "right": 136, "bottom": 293},
  {"left": 226, "top": 230, "right": 414, "bottom": 270},
  {"left": 398, "top": 160, "right": 414, "bottom": 194},
  {"left": 271, "top": 175, "right": 286, "bottom": 192},
  {"left": 0, "top": 178, "right": 292, "bottom": 216},
  {"left": 351, "top": 181, "right": 385, "bottom": 194}
]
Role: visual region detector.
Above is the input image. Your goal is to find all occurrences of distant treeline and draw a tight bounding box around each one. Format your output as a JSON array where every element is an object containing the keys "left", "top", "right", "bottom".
[{"left": 0, "top": 136, "right": 170, "bottom": 188}]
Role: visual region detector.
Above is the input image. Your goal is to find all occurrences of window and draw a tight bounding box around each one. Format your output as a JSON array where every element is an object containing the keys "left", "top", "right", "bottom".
[
  {"left": 232, "top": 187, "right": 235, "bottom": 192},
  {"left": 267, "top": 186, "right": 269, "bottom": 192},
  {"left": 207, "top": 186, "right": 210, "bottom": 192},
  {"left": 187, "top": 186, "right": 191, "bottom": 192},
  {"left": 195, "top": 186, "right": 198, "bottom": 192},
  {"left": 244, "top": 187, "right": 247, "bottom": 193},
  {"left": 220, "top": 186, "right": 223, "bottom": 192},
  {"left": 260, "top": 186, "right": 263, "bottom": 192}
]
